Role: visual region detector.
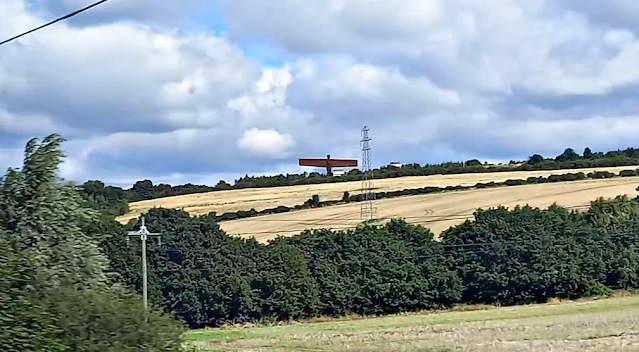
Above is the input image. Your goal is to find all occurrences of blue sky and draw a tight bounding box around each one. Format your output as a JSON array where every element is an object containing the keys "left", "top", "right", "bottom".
[{"left": 2, "top": 0, "right": 639, "bottom": 187}]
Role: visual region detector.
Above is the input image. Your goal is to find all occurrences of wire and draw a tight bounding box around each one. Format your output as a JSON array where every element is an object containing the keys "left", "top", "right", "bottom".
[{"left": 0, "top": 0, "right": 111, "bottom": 47}]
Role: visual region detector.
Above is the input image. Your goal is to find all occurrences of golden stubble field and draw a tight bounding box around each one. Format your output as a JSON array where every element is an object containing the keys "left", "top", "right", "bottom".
[
  {"left": 117, "top": 166, "right": 637, "bottom": 224},
  {"left": 219, "top": 176, "right": 639, "bottom": 243}
]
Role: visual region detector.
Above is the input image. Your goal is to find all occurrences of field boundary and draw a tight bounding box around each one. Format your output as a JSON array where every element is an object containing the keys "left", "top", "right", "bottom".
[{"left": 196, "top": 169, "right": 637, "bottom": 224}]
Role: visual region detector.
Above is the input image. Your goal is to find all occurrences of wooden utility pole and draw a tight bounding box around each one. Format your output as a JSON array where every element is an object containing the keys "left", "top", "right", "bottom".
[{"left": 127, "top": 216, "right": 161, "bottom": 310}]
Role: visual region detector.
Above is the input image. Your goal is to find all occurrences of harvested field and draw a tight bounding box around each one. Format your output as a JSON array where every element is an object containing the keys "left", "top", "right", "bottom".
[
  {"left": 187, "top": 294, "right": 639, "bottom": 352},
  {"left": 220, "top": 176, "right": 639, "bottom": 243},
  {"left": 117, "top": 166, "right": 637, "bottom": 224}
]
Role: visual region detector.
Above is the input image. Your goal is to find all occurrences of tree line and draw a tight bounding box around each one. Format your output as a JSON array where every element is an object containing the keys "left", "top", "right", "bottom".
[
  {"left": 207, "top": 170, "right": 632, "bottom": 223},
  {"left": 98, "top": 194, "right": 639, "bottom": 328},
  {"left": 80, "top": 146, "right": 639, "bottom": 216}
]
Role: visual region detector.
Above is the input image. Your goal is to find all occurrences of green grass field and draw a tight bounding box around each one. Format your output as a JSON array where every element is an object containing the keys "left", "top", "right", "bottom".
[{"left": 186, "top": 295, "right": 639, "bottom": 352}]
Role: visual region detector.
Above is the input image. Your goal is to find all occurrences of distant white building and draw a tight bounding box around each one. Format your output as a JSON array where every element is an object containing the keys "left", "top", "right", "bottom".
[
  {"left": 332, "top": 169, "right": 346, "bottom": 177},
  {"left": 389, "top": 162, "right": 403, "bottom": 168}
]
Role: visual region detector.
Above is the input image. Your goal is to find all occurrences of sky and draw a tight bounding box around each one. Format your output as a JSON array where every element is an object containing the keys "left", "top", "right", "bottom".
[{"left": 2, "top": 0, "right": 639, "bottom": 187}]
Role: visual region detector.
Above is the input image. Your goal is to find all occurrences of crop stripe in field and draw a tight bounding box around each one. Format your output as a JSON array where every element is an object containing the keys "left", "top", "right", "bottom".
[
  {"left": 223, "top": 205, "right": 595, "bottom": 237},
  {"left": 215, "top": 171, "right": 635, "bottom": 225},
  {"left": 222, "top": 178, "right": 637, "bottom": 239},
  {"left": 119, "top": 168, "right": 633, "bottom": 225}
]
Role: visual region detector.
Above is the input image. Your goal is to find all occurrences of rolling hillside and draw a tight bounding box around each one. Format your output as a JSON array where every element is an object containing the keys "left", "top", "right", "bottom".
[
  {"left": 116, "top": 165, "right": 638, "bottom": 224},
  {"left": 219, "top": 177, "right": 639, "bottom": 243}
]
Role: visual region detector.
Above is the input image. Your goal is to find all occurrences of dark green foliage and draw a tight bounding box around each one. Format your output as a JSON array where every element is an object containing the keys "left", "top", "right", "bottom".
[
  {"left": 556, "top": 148, "right": 580, "bottom": 162},
  {"left": 441, "top": 205, "right": 608, "bottom": 304},
  {"left": 285, "top": 221, "right": 461, "bottom": 316},
  {"left": 84, "top": 146, "right": 639, "bottom": 204},
  {"left": 103, "top": 212, "right": 461, "bottom": 326},
  {"left": 0, "top": 237, "right": 65, "bottom": 351},
  {"left": 103, "top": 208, "right": 273, "bottom": 327},
  {"left": 528, "top": 154, "right": 544, "bottom": 164},
  {"left": 45, "top": 285, "right": 186, "bottom": 352},
  {"left": 0, "top": 134, "right": 110, "bottom": 287},
  {"left": 583, "top": 147, "right": 593, "bottom": 158},
  {"left": 215, "top": 180, "right": 232, "bottom": 190},
  {"left": 255, "top": 240, "right": 320, "bottom": 320},
  {"left": 0, "top": 134, "right": 188, "bottom": 351},
  {"left": 96, "top": 194, "right": 639, "bottom": 329},
  {"left": 588, "top": 171, "right": 615, "bottom": 179},
  {"left": 586, "top": 195, "right": 639, "bottom": 230},
  {"left": 81, "top": 180, "right": 129, "bottom": 216}
]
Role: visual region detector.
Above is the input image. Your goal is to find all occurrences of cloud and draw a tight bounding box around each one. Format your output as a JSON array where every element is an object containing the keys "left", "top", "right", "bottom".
[
  {"left": 237, "top": 128, "right": 296, "bottom": 159},
  {"left": 25, "top": 0, "right": 206, "bottom": 28},
  {"left": 4, "top": 0, "right": 639, "bottom": 186}
]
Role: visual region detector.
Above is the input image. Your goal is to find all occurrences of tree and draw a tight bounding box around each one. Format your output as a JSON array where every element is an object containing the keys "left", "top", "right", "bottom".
[
  {"left": 586, "top": 195, "right": 639, "bottom": 231},
  {"left": 256, "top": 240, "right": 320, "bottom": 320},
  {"left": 527, "top": 154, "right": 544, "bottom": 164},
  {"left": 0, "top": 134, "right": 109, "bottom": 287},
  {"left": 556, "top": 148, "right": 580, "bottom": 162},
  {"left": 129, "top": 179, "right": 155, "bottom": 201},
  {"left": 104, "top": 208, "right": 269, "bottom": 327},
  {"left": 45, "top": 285, "right": 186, "bottom": 351},
  {"left": 287, "top": 223, "right": 461, "bottom": 316},
  {"left": 0, "top": 237, "right": 65, "bottom": 351},
  {"left": 215, "top": 180, "right": 232, "bottom": 190},
  {"left": 0, "top": 134, "right": 189, "bottom": 351},
  {"left": 81, "top": 180, "right": 129, "bottom": 216},
  {"left": 441, "top": 205, "right": 606, "bottom": 304},
  {"left": 584, "top": 147, "right": 593, "bottom": 158}
]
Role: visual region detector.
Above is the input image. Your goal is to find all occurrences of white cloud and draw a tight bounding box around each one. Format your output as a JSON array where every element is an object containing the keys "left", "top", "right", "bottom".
[
  {"left": 236, "top": 128, "right": 296, "bottom": 159},
  {"left": 4, "top": 0, "right": 639, "bottom": 186}
]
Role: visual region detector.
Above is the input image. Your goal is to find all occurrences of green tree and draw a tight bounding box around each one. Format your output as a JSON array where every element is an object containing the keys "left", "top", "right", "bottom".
[
  {"left": 287, "top": 222, "right": 460, "bottom": 316},
  {"left": 129, "top": 179, "right": 155, "bottom": 201},
  {"left": 0, "top": 237, "right": 65, "bottom": 351},
  {"left": 81, "top": 180, "right": 129, "bottom": 216},
  {"left": 527, "top": 154, "right": 544, "bottom": 164},
  {"left": 257, "top": 240, "right": 320, "bottom": 320},
  {"left": 0, "top": 134, "right": 188, "bottom": 351},
  {"left": 215, "top": 180, "right": 232, "bottom": 190},
  {"left": 556, "top": 148, "right": 580, "bottom": 162},
  {"left": 586, "top": 195, "right": 639, "bottom": 231},
  {"left": 104, "top": 208, "right": 268, "bottom": 327},
  {"left": 583, "top": 147, "right": 593, "bottom": 158},
  {"left": 45, "top": 285, "right": 186, "bottom": 352},
  {"left": 442, "top": 205, "right": 606, "bottom": 304},
  {"left": 0, "top": 134, "right": 109, "bottom": 287}
]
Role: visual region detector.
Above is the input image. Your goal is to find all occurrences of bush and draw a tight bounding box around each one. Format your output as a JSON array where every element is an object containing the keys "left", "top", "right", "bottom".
[
  {"left": 46, "top": 286, "right": 187, "bottom": 351},
  {"left": 441, "top": 205, "right": 607, "bottom": 304}
]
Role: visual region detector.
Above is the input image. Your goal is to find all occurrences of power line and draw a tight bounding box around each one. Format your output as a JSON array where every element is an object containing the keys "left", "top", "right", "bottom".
[{"left": 0, "top": 0, "right": 111, "bottom": 47}]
